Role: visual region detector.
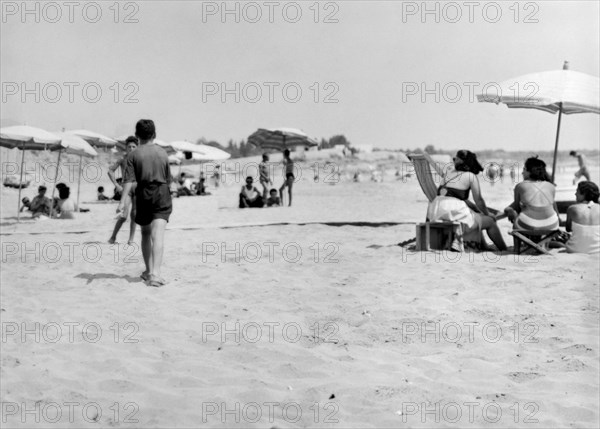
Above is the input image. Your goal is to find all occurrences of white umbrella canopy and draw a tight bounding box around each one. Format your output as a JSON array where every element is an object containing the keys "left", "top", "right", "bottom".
[
  {"left": 66, "top": 129, "right": 117, "bottom": 148},
  {"left": 153, "top": 140, "right": 178, "bottom": 155},
  {"left": 168, "top": 140, "right": 209, "bottom": 154},
  {"left": 0, "top": 125, "right": 61, "bottom": 149},
  {"left": 189, "top": 144, "right": 231, "bottom": 161},
  {"left": 49, "top": 133, "right": 98, "bottom": 214},
  {"left": 51, "top": 132, "right": 98, "bottom": 157},
  {"left": 477, "top": 61, "right": 600, "bottom": 181},
  {"left": 248, "top": 128, "right": 318, "bottom": 151},
  {"left": 477, "top": 68, "right": 600, "bottom": 114},
  {"left": 1, "top": 126, "right": 63, "bottom": 222}
]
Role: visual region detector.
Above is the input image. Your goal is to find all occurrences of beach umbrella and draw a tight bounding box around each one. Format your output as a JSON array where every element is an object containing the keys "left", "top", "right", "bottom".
[
  {"left": 248, "top": 128, "right": 319, "bottom": 151},
  {"left": 50, "top": 133, "right": 98, "bottom": 213},
  {"left": 188, "top": 144, "right": 231, "bottom": 161},
  {"left": 154, "top": 140, "right": 178, "bottom": 155},
  {"left": 66, "top": 129, "right": 117, "bottom": 149},
  {"left": 477, "top": 61, "right": 600, "bottom": 181},
  {"left": 0, "top": 126, "right": 62, "bottom": 222},
  {"left": 167, "top": 141, "right": 230, "bottom": 178}
]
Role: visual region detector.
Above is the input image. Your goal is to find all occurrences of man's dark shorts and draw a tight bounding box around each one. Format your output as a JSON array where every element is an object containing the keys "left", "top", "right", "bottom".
[{"left": 135, "top": 182, "right": 172, "bottom": 226}]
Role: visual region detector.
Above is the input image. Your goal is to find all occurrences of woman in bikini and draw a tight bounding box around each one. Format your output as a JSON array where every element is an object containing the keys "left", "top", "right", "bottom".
[
  {"left": 504, "top": 157, "right": 560, "bottom": 232},
  {"left": 425, "top": 150, "right": 507, "bottom": 251},
  {"left": 565, "top": 181, "right": 600, "bottom": 254}
]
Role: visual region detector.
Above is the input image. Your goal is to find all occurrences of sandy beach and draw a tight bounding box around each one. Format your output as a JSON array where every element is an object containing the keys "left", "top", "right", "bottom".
[{"left": 1, "top": 150, "right": 599, "bottom": 428}]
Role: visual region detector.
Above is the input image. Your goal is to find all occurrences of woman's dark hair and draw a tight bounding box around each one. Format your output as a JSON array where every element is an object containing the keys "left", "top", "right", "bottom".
[
  {"left": 524, "top": 157, "right": 552, "bottom": 182},
  {"left": 98, "top": 186, "right": 104, "bottom": 192},
  {"left": 455, "top": 150, "right": 483, "bottom": 174},
  {"left": 577, "top": 181, "right": 599, "bottom": 203},
  {"left": 58, "top": 186, "right": 70, "bottom": 200}
]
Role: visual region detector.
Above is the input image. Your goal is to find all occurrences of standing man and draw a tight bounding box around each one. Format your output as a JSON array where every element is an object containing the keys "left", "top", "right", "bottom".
[
  {"left": 118, "top": 120, "right": 172, "bottom": 287},
  {"left": 109, "top": 136, "right": 138, "bottom": 244},
  {"left": 570, "top": 151, "right": 591, "bottom": 184}
]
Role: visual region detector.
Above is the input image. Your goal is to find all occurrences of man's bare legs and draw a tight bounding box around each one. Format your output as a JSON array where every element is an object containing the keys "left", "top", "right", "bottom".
[
  {"left": 109, "top": 194, "right": 131, "bottom": 244},
  {"left": 141, "top": 224, "right": 152, "bottom": 279},
  {"left": 140, "top": 218, "right": 167, "bottom": 286},
  {"left": 127, "top": 207, "right": 136, "bottom": 245},
  {"left": 279, "top": 177, "right": 294, "bottom": 207},
  {"left": 150, "top": 218, "right": 167, "bottom": 281}
]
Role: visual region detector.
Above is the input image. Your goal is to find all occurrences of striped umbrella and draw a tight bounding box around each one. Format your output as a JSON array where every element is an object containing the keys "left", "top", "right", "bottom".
[
  {"left": 248, "top": 128, "right": 318, "bottom": 151},
  {"left": 1, "top": 126, "right": 62, "bottom": 221},
  {"left": 477, "top": 61, "right": 600, "bottom": 181}
]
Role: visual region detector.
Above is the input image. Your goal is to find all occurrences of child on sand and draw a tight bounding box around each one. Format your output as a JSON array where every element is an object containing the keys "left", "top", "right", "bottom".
[
  {"left": 97, "top": 186, "right": 109, "bottom": 201},
  {"left": 118, "top": 119, "right": 173, "bottom": 287},
  {"left": 109, "top": 137, "right": 138, "bottom": 245},
  {"left": 266, "top": 189, "right": 281, "bottom": 207}
]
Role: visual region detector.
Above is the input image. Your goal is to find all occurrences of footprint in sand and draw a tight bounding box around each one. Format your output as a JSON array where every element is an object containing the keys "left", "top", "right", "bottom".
[
  {"left": 97, "top": 379, "right": 138, "bottom": 392},
  {"left": 561, "top": 344, "right": 593, "bottom": 354},
  {"left": 506, "top": 372, "right": 544, "bottom": 383}
]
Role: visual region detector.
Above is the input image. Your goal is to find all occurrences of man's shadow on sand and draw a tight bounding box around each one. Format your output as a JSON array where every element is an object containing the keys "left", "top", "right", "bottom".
[{"left": 75, "top": 273, "right": 143, "bottom": 285}]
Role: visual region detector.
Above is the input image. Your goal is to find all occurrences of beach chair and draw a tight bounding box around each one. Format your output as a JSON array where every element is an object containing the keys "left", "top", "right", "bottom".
[
  {"left": 407, "top": 154, "right": 459, "bottom": 250},
  {"left": 407, "top": 154, "right": 505, "bottom": 251},
  {"left": 509, "top": 229, "right": 561, "bottom": 255}
]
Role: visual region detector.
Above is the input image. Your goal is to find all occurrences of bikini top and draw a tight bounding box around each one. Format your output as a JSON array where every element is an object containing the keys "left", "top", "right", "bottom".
[{"left": 437, "top": 174, "right": 470, "bottom": 201}]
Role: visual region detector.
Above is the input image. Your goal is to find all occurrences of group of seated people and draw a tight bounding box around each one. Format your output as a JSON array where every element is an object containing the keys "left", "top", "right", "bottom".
[
  {"left": 170, "top": 172, "right": 211, "bottom": 197},
  {"left": 20, "top": 183, "right": 82, "bottom": 219},
  {"left": 424, "top": 151, "right": 599, "bottom": 254},
  {"left": 239, "top": 176, "right": 281, "bottom": 208}
]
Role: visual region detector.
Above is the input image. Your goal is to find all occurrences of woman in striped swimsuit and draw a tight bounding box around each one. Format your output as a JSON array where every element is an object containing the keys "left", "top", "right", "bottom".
[{"left": 504, "top": 157, "right": 560, "bottom": 231}]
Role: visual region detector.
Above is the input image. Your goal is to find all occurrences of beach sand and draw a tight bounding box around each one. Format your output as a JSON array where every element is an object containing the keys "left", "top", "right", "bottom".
[{"left": 1, "top": 152, "right": 599, "bottom": 428}]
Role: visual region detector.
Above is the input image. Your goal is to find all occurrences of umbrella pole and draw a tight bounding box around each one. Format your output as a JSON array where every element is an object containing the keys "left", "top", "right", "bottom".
[
  {"left": 16, "top": 141, "right": 26, "bottom": 223},
  {"left": 550, "top": 102, "right": 563, "bottom": 183},
  {"left": 76, "top": 154, "right": 83, "bottom": 212},
  {"left": 49, "top": 150, "right": 62, "bottom": 218}
]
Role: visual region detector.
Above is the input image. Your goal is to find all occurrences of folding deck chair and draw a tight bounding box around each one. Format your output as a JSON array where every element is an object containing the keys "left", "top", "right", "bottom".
[
  {"left": 407, "top": 153, "right": 505, "bottom": 251},
  {"left": 509, "top": 229, "right": 561, "bottom": 256}
]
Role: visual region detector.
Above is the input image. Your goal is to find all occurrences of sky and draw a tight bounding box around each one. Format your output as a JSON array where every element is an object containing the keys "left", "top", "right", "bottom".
[{"left": 1, "top": 0, "right": 599, "bottom": 152}]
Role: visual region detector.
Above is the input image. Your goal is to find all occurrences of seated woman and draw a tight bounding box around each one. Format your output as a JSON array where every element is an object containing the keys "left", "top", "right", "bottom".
[
  {"left": 565, "top": 181, "right": 599, "bottom": 254},
  {"left": 56, "top": 186, "right": 77, "bottom": 219},
  {"left": 504, "top": 157, "right": 560, "bottom": 232},
  {"left": 424, "top": 150, "right": 507, "bottom": 251}
]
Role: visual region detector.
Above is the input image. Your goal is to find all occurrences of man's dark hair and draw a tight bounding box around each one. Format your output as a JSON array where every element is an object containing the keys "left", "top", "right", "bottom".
[
  {"left": 56, "top": 182, "right": 67, "bottom": 189},
  {"left": 135, "top": 119, "right": 156, "bottom": 141},
  {"left": 126, "top": 135, "right": 139, "bottom": 145},
  {"left": 570, "top": 151, "right": 577, "bottom": 156},
  {"left": 524, "top": 156, "right": 552, "bottom": 182},
  {"left": 98, "top": 186, "right": 104, "bottom": 192},
  {"left": 38, "top": 185, "right": 47, "bottom": 192}
]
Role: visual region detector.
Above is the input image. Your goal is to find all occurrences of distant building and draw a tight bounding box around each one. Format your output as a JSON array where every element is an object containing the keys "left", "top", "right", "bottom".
[{"left": 352, "top": 144, "right": 373, "bottom": 153}]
